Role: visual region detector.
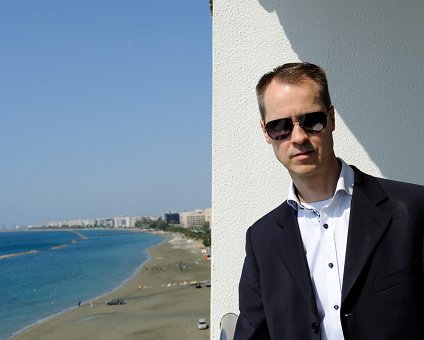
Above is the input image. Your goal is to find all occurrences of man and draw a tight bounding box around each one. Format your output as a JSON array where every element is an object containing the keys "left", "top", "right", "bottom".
[{"left": 234, "top": 62, "right": 424, "bottom": 339}]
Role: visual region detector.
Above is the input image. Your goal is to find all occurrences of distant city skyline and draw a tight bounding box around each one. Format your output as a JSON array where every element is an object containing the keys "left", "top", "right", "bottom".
[
  {"left": 0, "top": 1, "right": 212, "bottom": 228},
  {"left": 14, "top": 207, "right": 211, "bottom": 229}
]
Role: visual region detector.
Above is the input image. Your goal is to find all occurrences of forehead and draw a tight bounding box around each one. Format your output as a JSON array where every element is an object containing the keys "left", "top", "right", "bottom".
[{"left": 262, "top": 78, "right": 323, "bottom": 121}]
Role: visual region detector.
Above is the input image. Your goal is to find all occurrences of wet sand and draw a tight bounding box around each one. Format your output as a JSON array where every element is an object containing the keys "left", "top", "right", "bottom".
[{"left": 13, "top": 233, "right": 211, "bottom": 340}]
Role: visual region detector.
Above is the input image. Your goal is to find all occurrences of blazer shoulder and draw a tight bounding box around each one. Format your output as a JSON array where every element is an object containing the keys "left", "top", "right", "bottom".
[
  {"left": 352, "top": 165, "right": 424, "bottom": 203},
  {"left": 376, "top": 177, "right": 424, "bottom": 193},
  {"left": 249, "top": 201, "right": 291, "bottom": 233}
]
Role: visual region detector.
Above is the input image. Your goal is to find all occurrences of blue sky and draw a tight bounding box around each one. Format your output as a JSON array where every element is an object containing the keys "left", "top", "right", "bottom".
[{"left": 0, "top": 1, "right": 212, "bottom": 227}]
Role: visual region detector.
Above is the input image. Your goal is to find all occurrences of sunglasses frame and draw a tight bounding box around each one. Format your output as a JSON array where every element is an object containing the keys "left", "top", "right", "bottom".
[{"left": 264, "top": 107, "right": 332, "bottom": 141}]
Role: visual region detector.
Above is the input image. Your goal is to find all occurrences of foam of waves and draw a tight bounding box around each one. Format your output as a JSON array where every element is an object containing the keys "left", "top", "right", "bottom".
[
  {"left": 0, "top": 250, "right": 38, "bottom": 260},
  {"left": 51, "top": 244, "right": 68, "bottom": 250},
  {"left": 70, "top": 231, "right": 87, "bottom": 240}
]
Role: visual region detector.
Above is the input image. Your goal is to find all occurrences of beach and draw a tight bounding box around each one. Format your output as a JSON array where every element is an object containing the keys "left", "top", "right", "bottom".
[{"left": 13, "top": 233, "right": 211, "bottom": 340}]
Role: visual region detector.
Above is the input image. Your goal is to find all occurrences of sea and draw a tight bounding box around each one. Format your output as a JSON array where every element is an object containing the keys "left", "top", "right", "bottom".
[{"left": 0, "top": 229, "right": 164, "bottom": 340}]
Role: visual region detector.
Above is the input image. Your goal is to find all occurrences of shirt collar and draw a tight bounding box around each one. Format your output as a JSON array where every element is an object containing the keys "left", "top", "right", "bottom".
[{"left": 287, "top": 158, "right": 354, "bottom": 210}]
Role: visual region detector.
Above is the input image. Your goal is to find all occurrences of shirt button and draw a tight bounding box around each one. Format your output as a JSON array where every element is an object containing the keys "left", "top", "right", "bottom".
[
  {"left": 328, "top": 263, "right": 334, "bottom": 268},
  {"left": 311, "top": 322, "right": 320, "bottom": 334},
  {"left": 323, "top": 224, "right": 328, "bottom": 229},
  {"left": 334, "top": 305, "right": 339, "bottom": 310}
]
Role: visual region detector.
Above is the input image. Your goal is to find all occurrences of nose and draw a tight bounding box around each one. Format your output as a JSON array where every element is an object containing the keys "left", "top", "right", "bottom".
[{"left": 290, "top": 122, "right": 309, "bottom": 144}]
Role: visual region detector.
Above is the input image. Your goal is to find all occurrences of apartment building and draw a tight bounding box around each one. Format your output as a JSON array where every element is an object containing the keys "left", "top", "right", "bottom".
[
  {"left": 179, "top": 209, "right": 209, "bottom": 228},
  {"left": 162, "top": 212, "right": 180, "bottom": 224},
  {"left": 113, "top": 216, "right": 131, "bottom": 228}
]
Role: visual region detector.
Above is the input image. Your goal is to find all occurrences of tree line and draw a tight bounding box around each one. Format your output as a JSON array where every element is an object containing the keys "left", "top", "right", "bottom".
[{"left": 136, "top": 219, "right": 211, "bottom": 247}]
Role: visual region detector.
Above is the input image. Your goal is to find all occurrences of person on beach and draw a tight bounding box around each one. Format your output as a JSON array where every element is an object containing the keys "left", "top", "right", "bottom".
[{"left": 234, "top": 62, "right": 424, "bottom": 339}]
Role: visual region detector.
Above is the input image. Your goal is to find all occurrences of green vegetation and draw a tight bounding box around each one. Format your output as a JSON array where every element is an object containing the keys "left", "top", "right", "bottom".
[
  {"left": 140, "top": 220, "right": 211, "bottom": 247},
  {"left": 33, "top": 218, "right": 212, "bottom": 248}
]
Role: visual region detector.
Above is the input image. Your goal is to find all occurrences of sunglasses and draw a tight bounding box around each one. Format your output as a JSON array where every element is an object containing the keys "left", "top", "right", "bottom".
[{"left": 264, "top": 110, "right": 330, "bottom": 141}]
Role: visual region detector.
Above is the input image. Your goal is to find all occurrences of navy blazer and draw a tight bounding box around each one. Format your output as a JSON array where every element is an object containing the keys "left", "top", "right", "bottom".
[{"left": 234, "top": 167, "right": 424, "bottom": 340}]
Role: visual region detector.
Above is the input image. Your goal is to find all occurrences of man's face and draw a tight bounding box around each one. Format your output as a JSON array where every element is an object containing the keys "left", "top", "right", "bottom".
[{"left": 260, "top": 78, "right": 336, "bottom": 181}]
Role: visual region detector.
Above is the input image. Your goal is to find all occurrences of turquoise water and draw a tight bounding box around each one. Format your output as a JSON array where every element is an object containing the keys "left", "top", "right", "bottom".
[{"left": 0, "top": 229, "right": 164, "bottom": 339}]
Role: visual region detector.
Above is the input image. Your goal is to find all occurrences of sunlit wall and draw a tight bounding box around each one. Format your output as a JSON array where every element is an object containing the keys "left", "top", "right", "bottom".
[{"left": 211, "top": 0, "right": 424, "bottom": 339}]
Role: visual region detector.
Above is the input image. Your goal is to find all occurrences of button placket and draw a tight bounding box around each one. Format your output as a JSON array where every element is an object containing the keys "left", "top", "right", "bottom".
[{"left": 321, "top": 214, "right": 342, "bottom": 326}]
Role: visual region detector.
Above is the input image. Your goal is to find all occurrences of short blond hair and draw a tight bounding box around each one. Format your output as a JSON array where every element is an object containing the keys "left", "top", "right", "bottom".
[{"left": 256, "top": 62, "right": 332, "bottom": 120}]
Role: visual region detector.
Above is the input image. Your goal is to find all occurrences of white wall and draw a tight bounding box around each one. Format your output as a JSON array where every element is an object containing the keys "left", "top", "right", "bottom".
[{"left": 211, "top": 0, "right": 424, "bottom": 339}]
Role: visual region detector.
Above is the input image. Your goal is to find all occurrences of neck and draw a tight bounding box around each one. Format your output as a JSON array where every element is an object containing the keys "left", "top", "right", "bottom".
[{"left": 292, "top": 158, "right": 341, "bottom": 203}]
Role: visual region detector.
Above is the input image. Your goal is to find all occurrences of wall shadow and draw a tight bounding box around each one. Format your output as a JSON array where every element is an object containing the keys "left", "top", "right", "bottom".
[{"left": 257, "top": 0, "right": 424, "bottom": 183}]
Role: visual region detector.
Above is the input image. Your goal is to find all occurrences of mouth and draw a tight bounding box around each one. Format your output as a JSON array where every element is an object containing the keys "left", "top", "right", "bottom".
[{"left": 291, "top": 150, "right": 314, "bottom": 159}]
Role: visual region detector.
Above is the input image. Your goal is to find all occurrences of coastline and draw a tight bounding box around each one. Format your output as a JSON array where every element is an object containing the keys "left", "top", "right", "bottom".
[{"left": 12, "top": 232, "right": 211, "bottom": 340}]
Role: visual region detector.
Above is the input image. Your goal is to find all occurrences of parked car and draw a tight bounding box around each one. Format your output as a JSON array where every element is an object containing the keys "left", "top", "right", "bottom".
[
  {"left": 106, "top": 298, "right": 126, "bottom": 305},
  {"left": 197, "top": 318, "right": 208, "bottom": 330}
]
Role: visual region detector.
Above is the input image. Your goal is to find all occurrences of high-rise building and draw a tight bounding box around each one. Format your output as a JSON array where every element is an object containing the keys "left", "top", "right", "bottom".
[
  {"left": 113, "top": 216, "right": 131, "bottom": 228},
  {"left": 179, "top": 209, "right": 210, "bottom": 228},
  {"left": 162, "top": 212, "right": 180, "bottom": 224}
]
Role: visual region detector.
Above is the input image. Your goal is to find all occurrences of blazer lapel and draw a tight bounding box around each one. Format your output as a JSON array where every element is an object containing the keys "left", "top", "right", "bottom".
[
  {"left": 341, "top": 168, "right": 392, "bottom": 303},
  {"left": 272, "top": 203, "right": 318, "bottom": 317}
]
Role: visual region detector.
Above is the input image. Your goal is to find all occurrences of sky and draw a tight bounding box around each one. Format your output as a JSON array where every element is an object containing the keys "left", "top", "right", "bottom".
[{"left": 0, "top": 1, "right": 212, "bottom": 227}]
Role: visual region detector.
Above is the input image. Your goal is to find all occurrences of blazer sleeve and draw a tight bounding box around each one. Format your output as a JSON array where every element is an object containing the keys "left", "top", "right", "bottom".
[{"left": 234, "top": 227, "right": 271, "bottom": 340}]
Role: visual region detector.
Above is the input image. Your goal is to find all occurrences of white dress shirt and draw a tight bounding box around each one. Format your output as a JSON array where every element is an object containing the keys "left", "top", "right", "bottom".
[{"left": 287, "top": 158, "right": 354, "bottom": 340}]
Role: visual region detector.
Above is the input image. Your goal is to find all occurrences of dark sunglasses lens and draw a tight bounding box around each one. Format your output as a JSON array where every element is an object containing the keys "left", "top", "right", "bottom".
[
  {"left": 301, "top": 112, "right": 328, "bottom": 133},
  {"left": 266, "top": 118, "right": 293, "bottom": 140}
]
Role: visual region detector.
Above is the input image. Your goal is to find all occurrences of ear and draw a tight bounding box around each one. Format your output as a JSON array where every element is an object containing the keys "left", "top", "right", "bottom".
[
  {"left": 260, "top": 119, "right": 272, "bottom": 144},
  {"left": 328, "top": 105, "right": 335, "bottom": 132}
]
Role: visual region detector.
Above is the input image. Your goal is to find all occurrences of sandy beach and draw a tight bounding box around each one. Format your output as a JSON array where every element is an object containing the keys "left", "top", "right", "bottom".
[{"left": 13, "top": 233, "right": 211, "bottom": 340}]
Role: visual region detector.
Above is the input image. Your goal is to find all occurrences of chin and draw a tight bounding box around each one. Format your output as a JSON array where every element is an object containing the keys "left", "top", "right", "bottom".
[{"left": 289, "top": 164, "right": 319, "bottom": 178}]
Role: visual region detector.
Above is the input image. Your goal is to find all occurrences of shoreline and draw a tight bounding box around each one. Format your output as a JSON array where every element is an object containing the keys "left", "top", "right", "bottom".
[
  {"left": 11, "top": 231, "right": 168, "bottom": 338},
  {"left": 12, "top": 232, "right": 211, "bottom": 340}
]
